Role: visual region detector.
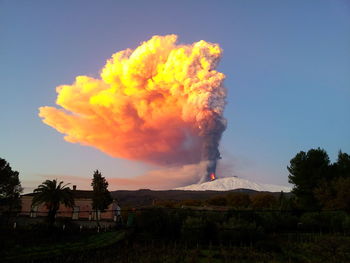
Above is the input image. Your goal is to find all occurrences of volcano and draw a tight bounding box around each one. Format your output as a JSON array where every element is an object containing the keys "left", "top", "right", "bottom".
[{"left": 175, "top": 176, "right": 292, "bottom": 192}]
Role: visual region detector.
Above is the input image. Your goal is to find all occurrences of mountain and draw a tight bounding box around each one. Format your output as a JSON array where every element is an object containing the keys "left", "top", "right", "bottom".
[{"left": 175, "top": 176, "right": 292, "bottom": 192}]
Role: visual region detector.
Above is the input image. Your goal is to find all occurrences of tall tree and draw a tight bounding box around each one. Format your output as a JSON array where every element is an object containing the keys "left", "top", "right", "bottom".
[
  {"left": 315, "top": 151, "right": 350, "bottom": 210},
  {"left": 32, "top": 179, "right": 74, "bottom": 225},
  {"left": 335, "top": 151, "right": 350, "bottom": 178},
  {"left": 91, "top": 170, "right": 112, "bottom": 224},
  {"left": 288, "top": 148, "right": 331, "bottom": 209},
  {"left": 332, "top": 177, "right": 350, "bottom": 211},
  {"left": 0, "top": 158, "right": 22, "bottom": 214}
]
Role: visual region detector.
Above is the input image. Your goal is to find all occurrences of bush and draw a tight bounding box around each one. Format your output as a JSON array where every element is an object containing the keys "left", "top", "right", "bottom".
[
  {"left": 206, "top": 196, "right": 227, "bottom": 206},
  {"left": 257, "top": 212, "right": 298, "bottom": 232},
  {"left": 181, "top": 214, "right": 219, "bottom": 244},
  {"left": 220, "top": 217, "right": 264, "bottom": 245},
  {"left": 226, "top": 193, "right": 251, "bottom": 208},
  {"left": 328, "top": 211, "right": 348, "bottom": 233},
  {"left": 180, "top": 199, "right": 202, "bottom": 207},
  {"left": 251, "top": 193, "right": 277, "bottom": 209},
  {"left": 134, "top": 208, "right": 182, "bottom": 239},
  {"left": 300, "top": 211, "right": 349, "bottom": 233},
  {"left": 154, "top": 200, "right": 179, "bottom": 208}
]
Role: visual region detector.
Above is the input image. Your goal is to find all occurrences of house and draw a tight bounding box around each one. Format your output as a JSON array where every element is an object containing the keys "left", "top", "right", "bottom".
[{"left": 20, "top": 185, "right": 116, "bottom": 221}]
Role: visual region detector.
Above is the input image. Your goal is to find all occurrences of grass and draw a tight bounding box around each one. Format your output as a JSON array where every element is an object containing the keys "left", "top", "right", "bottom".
[
  {"left": 2, "top": 231, "right": 350, "bottom": 262},
  {"left": 4, "top": 230, "right": 126, "bottom": 262}
]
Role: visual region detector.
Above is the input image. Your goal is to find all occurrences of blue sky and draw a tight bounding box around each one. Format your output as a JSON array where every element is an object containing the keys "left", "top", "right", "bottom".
[{"left": 1, "top": 0, "right": 349, "bottom": 191}]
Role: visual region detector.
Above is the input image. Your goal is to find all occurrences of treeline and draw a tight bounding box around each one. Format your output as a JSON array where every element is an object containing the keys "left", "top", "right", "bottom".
[
  {"left": 132, "top": 208, "right": 350, "bottom": 245},
  {"left": 154, "top": 192, "right": 292, "bottom": 210},
  {"left": 288, "top": 148, "right": 350, "bottom": 211}
]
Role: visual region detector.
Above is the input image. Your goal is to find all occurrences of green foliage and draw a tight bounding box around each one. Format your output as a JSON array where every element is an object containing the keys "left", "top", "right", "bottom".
[
  {"left": 220, "top": 216, "right": 264, "bottom": 245},
  {"left": 302, "top": 235, "right": 350, "bottom": 262},
  {"left": 332, "top": 177, "right": 350, "bottom": 211},
  {"left": 3, "top": 230, "right": 350, "bottom": 263},
  {"left": 134, "top": 208, "right": 183, "bottom": 239},
  {"left": 182, "top": 216, "right": 206, "bottom": 242},
  {"left": 278, "top": 191, "right": 297, "bottom": 211},
  {"left": 0, "top": 157, "right": 22, "bottom": 211},
  {"left": 32, "top": 179, "right": 74, "bottom": 224},
  {"left": 3, "top": 230, "right": 125, "bottom": 262},
  {"left": 288, "top": 148, "right": 330, "bottom": 209},
  {"left": 315, "top": 177, "right": 350, "bottom": 211},
  {"left": 3, "top": 208, "right": 350, "bottom": 263},
  {"left": 314, "top": 181, "right": 336, "bottom": 209},
  {"left": 182, "top": 214, "right": 219, "bottom": 243},
  {"left": 298, "top": 212, "right": 350, "bottom": 233},
  {"left": 288, "top": 148, "right": 350, "bottom": 210},
  {"left": 288, "top": 149, "right": 350, "bottom": 211},
  {"left": 299, "top": 212, "right": 326, "bottom": 232},
  {"left": 91, "top": 170, "right": 112, "bottom": 212},
  {"left": 335, "top": 151, "right": 350, "bottom": 178},
  {"left": 265, "top": 212, "right": 298, "bottom": 232}
]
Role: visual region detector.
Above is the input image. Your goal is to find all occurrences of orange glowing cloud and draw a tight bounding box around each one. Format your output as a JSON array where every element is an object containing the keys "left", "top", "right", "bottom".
[{"left": 39, "top": 35, "right": 226, "bottom": 166}]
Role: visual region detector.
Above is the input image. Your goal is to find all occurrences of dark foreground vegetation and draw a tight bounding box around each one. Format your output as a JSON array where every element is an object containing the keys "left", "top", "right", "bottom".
[{"left": 1, "top": 207, "right": 350, "bottom": 263}]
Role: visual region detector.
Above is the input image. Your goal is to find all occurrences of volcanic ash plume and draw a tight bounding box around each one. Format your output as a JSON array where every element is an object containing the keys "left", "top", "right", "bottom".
[{"left": 39, "top": 35, "right": 227, "bottom": 182}]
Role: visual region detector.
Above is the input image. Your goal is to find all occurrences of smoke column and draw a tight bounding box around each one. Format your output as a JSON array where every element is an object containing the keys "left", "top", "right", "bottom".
[{"left": 39, "top": 35, "right": 226, "bottom": 182}]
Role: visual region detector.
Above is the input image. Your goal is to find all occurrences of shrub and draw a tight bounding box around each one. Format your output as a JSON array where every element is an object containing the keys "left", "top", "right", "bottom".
[
  {"left": 251, "top": 193, "right": 277, "bottom": 209},
  {"left": 220, "top": 217, "right": 264, "bottom": 245},
  {"left": 206, "top": 196, "right": 227, "bottom": 206},
  {"left": 180, "top": 199, "right": 202, "bottom": 207},
  {"left": 226, "top": 193, "right": 251, "bottom": 208},
  {"left": 134, "top": 208, "right": 182, "bottom": 239}
]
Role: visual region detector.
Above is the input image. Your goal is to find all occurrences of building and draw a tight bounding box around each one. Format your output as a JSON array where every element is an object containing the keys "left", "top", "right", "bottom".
[{"left": 20, "top": 185, "right": 116, "bottom": 221}]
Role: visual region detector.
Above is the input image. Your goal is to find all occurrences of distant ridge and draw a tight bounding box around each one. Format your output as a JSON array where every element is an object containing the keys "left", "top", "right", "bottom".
[{"left": 175, "top": 176, "right": 292, "bottom": 192}]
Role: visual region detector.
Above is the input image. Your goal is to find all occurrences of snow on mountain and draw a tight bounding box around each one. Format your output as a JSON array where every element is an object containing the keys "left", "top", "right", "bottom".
[{"left": 175, "top": 176, "right": 292, "bottom": 192}]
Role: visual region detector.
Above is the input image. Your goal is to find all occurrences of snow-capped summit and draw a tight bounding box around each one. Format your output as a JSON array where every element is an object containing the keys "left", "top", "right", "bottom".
[{"left": 175, "top": 176, "right": 292, "bottom": 192}]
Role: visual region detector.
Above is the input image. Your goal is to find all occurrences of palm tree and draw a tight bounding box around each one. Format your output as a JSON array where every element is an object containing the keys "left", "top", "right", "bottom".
[{"left": 32, "top": 179, "right": 74, "bottom": 225}]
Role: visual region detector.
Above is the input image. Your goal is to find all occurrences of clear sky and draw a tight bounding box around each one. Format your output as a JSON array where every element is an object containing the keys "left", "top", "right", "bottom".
[{"left": 1, "top": 0, "right": 349, "bottom": 192}]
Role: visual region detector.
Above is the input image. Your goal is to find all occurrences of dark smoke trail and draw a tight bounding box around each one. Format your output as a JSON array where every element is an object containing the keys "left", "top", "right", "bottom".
[{"left": 199, "top": 112, "right": 227, "bottom": 182}]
